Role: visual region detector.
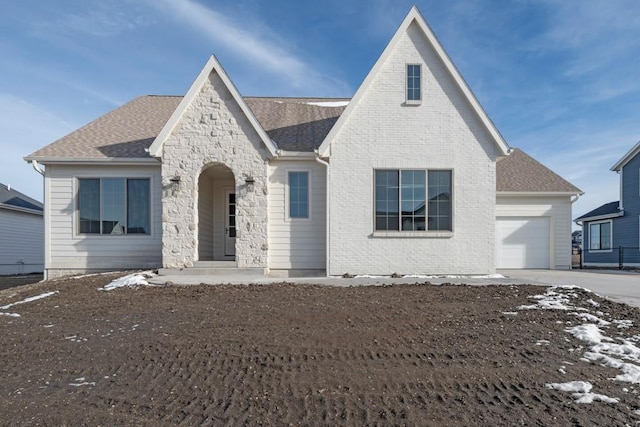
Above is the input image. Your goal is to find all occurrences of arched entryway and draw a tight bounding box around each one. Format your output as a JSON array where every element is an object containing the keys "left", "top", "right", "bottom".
[{"left": 197, "top": 164, "right": 235, "bottom": 261}]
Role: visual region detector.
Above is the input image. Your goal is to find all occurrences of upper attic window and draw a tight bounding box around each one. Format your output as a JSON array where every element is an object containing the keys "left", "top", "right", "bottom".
[{"left": 406, "top": 64, "right": 422, "bottom": 104}]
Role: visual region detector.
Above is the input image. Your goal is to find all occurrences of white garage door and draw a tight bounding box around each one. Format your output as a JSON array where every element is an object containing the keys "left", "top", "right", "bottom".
[{"left": 496, "top": 217, "right": 550, "bottom": 269}]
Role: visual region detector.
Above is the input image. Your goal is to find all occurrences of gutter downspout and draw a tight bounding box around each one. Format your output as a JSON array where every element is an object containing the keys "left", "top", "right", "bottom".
[
  {"left": 30, "top": 160, "right": 47, "bottom": 279},
  {"left": 314, "top": 150, "right": 330, "bottom": 277},
  {"left": 31, "top": 160, "right": 44, "bottom": 176}
]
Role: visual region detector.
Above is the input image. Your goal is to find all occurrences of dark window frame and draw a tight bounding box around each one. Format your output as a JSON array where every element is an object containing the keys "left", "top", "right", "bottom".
[
  {"left": 77, "top": 177, "right": 151, "bottom": 236},
  {"left": 375, "top": 169, "right": 452, "bottom": 232}
]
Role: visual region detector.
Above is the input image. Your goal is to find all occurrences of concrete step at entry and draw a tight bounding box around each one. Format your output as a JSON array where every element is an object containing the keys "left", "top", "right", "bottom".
[{"left": 158, "top": 261, "right": 265, "bottom": 277}]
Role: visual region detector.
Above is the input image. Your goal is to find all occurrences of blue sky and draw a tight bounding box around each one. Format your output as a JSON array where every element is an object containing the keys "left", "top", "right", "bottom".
[{"left": 1, "top": 0, "right": 639, "bottom": 224}]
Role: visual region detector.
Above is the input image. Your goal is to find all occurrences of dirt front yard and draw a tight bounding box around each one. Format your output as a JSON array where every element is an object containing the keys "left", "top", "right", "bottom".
[{"left": 2, "top": 273, "right": 640, "bottom": 425}]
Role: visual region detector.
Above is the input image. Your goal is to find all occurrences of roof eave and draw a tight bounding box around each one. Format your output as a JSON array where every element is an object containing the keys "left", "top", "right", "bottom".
[
  {"left": 611, "top": 140, "right": 640, "bottom": 172},
  {"left": 23, "top": 156, "right": 160, "bottom": 165},
  {"left": 497, "top": 191, "right": 583, "bottom": 197},
  {"left": 575, "top": 211, "right": 623, "bottom": 224},
  {"left": 0, "top": 203, "right": 43, "bottom": 216}
]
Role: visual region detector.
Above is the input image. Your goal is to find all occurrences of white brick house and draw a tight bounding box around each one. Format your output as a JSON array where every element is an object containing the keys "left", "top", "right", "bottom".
[{"left": 25, "top": 7, "right": 581, "bottom": 279}]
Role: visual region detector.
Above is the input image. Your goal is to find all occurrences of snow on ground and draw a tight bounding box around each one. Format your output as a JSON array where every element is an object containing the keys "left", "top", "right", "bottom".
[
  {"left": 0, "top": 291, "right": 58, "bottom": 311},
  {"left": 546, "top": 381, "right": 619, "bottom": 404},
  {"left": 98, "top": 271, "right": 156, "bottom": 291},
  {"left": 520, "top": 285, "right": 640, "bottom": 409},
  {"left": 350, "top": 273, "right": 505, "bottom": 279}
]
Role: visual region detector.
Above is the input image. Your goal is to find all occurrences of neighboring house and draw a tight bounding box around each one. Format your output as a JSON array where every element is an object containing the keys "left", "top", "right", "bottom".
[
  {"left": 25, "top": 7, "right": 581, "bottom": 279},
  {"left": 572, "top": 230, "right": 582, "bottom": 248},
  {"left": 0, "top": 183, "right": 44, "bottom": 275},
  {"left": 575, "top": 141, "right": 640, "bottom": 267}
]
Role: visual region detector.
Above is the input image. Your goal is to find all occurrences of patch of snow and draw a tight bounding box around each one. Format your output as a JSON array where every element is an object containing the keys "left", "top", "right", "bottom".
[
  {"left": 99, "top": 271, "right": 155, "bottom": 291},
  {"left": 547, "top": 381, "right": 592, "bottom": 393},
  {"left": 546, "top": 381, "right": 618, "bottom": 404},
  {"left": 613, "top": 319, "right": 633, "bottom": 329},
  {"left": 536, "top": 340, "right": 550, "bottom": 346},
  {"left": 586, "top": 299, "right": 600, "bottom": 307},
  {"left": 0, "top": 291, "right": 58, "bottom": 310},
  {"left": 0, "top": 312, "right": 20, "bottom": 317},
  {"left": 519, "top": 288, "right": 573, "bottom": 310},
  {"left": 571, "top": 312, "right": 610, "bottom": 326},
  {"left": 305, "top": 101, "right": 349, "bottom": 107},
  {"left": 566, "top": 324, "right": 610, "bottom": 345},
  {"left": 501, "top": 311, "right": 518, "bottom": 316},
  {"left": 69, "top": 381, "right": 95, "bottom": 387},
  {"left": 470, "top": 273, "right": 505, "bottom": 279}
]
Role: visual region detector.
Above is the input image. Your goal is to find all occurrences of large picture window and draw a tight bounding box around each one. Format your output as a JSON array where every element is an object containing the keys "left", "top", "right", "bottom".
[
  {"left": 375, "top": 169, "right": 452, "bottom": 232},
  {"left": 589, "top": 221, "right": 611, "bottom": 251},
  {"left": 78, "top": 178, "right": 150, "bottom": 235}
]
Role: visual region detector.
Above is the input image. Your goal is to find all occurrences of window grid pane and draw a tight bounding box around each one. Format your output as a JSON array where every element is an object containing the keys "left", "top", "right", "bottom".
[
  {"left": 375, "top": 170, "right": 399, "bottom": 231},
  {"left": 407, "top": 64, "right": 421, "bottom": 101},
  {"left": 289, "top": 172, "right": 309, "bottom": 218},
  {"left": 127, "top": 179, "right": 150, "bottom": 234},
  {"left": 428, "top": 171, "right": 452, "bottom": 231},
  {"left": 78, "top": 179, "right": 100, "bottom": 234},
  {"left": 401, "top": 170, "right": 426, "bottom": 231}
]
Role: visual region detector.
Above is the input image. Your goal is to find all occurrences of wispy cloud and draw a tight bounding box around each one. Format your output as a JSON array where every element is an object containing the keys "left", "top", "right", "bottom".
[
  {"left": 0, "top": 95, "right": 76, "bottom": 200},
  {"left": 146, "top": 0, "right": 351, "bottom": 96},
  {"left": 31, "top": 1, "right": 153, "bottom": 37}
]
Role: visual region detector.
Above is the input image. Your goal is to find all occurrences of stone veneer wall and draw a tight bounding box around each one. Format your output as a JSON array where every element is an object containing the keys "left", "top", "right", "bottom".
[{"left": 161, "top": 72, "right": 270, "bottom": 268}]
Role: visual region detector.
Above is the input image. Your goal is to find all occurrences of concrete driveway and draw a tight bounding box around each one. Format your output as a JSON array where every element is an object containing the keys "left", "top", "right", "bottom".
[
  {"left": 151, "top": 268, "right": 640, "bottom": 309},
  {"left": 498, "top": 269, "right": 640, "bottom": 308}
]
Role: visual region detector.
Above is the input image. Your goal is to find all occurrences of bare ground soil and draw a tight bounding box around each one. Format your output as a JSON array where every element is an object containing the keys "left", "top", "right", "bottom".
[
  {"left": 0, "top": 274, "right": 43, "bottom": 291},
  {"left": 1, "top": 273, "right": 640, "bottom": 426}
]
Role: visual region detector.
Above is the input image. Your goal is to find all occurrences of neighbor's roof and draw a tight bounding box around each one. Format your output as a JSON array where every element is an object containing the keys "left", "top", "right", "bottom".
[
  {"left": 0, "top": 183, "right": 43, "bottom": 213},
  {"left": 611, "top": 140, "right": 640, "bottom": 172},
  {"left": 25, "top": 95, "right": 348, "bottom": 161},
  {"left": 575, "top": 201, "right": 621, "bottom": 222},
  {"left": 496, "top": 149, "right": 582, "bottom": 194}
]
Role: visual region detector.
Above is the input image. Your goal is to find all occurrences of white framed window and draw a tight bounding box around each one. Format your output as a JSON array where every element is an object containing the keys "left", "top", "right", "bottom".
[
  {"left": 588, "top": 220, "right": 612, "bottom": 251},
  {"left": 287, "top": 171, "right": 310, "bottom": 219},
  {"left": 77, "top": 178, "right": 151, "bottom": 235},
  {"left": 375, "top": 169, "right": 452, "bottom": 232},
  {"left": 406, "top": 64, "right": 422, "bottom": 104}
]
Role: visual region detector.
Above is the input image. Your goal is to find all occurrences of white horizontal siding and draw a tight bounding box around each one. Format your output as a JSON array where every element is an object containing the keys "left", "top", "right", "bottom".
[
  {"left": 496, "top": 195, "right": 574, "bottom": 269},
  {"left": 268, "top": 160, "right": 326, "bottom": 269},
  {"left": 0, "top": 209, "right": 43, "bottom": 274},
  {"left": 45, "top": 164, "right": 162, "bottom": 276}
]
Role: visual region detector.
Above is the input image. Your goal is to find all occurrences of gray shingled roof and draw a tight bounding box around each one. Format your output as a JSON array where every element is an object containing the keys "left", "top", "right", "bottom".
[
  {"left": 575, "top": 201, "right": 621, "bottom": 222},
  {"left": 26, "top": 96, "right": 579, "bottom": 194},
  {"left": 0, "top": 183, "right": 43, "bottom": 212},
  {"left": 245, "top": 97, "right": 347, "bottom": 152},
  {"left": 25, "top": 96, "right": 348, "bottom": 160},
  {"left": 496, "top": 149, "right": 582, "bottom": 193}
]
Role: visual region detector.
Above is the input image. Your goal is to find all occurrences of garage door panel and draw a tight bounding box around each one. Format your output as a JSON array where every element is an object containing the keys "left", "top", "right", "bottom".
[{"left": 497, "top": 217, "right": 550, "bottom": 269}]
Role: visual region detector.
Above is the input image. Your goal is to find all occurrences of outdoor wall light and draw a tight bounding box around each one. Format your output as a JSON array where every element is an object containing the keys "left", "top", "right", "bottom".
[
  {"left": 168, "top": 176, "right": 181, "bottom": 193},
  {"left": 245, "top": 177, "right": 255, "bottom": 192}
]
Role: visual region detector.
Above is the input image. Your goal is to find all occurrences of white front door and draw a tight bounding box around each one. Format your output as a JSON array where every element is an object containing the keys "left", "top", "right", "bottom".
[{"left": 225, "top": 191, "right": 236, "bottom": 257}]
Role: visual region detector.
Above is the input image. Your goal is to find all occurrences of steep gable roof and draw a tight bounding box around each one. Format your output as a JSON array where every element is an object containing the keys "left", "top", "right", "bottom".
[
  {"left": 147, "top": 55, "right": 278, "bottom": 158},
  {"left": 0, "top": 183, "right": 43, "bottom": 214},
  {"left": 317, "top": 6, "right": 510, "bottom": 157},
  {"left": 611, "top": 140, "right": 640, "bottom": 172},
  {"left": 496, "top": 149, "right": 582, "bottom": 194}
]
